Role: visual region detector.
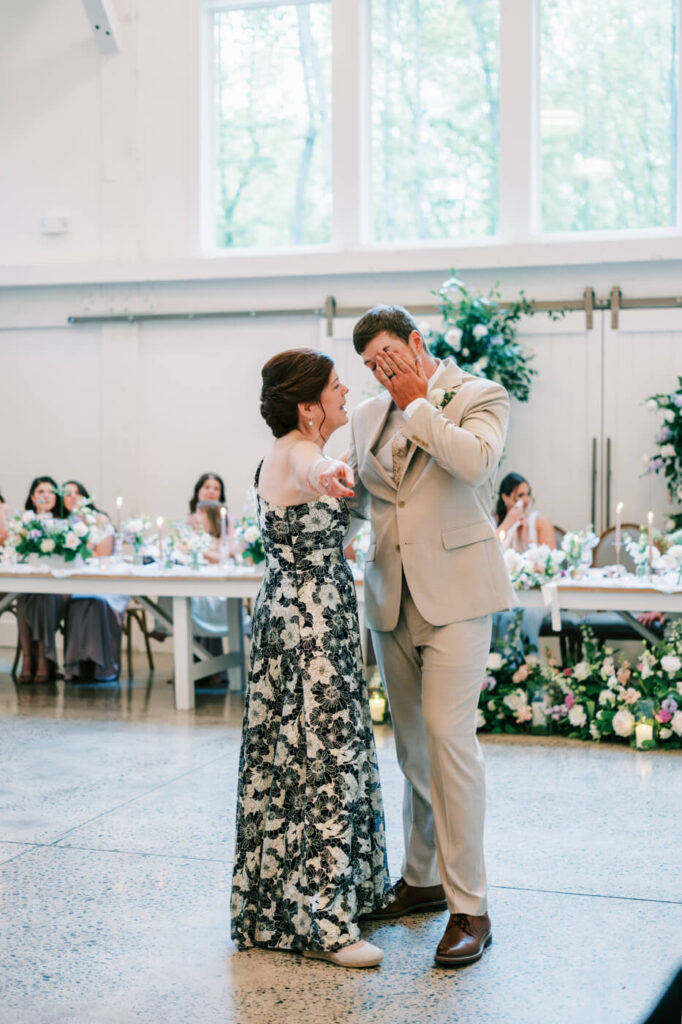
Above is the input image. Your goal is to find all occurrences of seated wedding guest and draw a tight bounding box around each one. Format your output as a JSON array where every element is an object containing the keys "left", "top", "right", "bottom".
[
  {"left": 154, "top": 472, "right": 236, "bottom": 686},
  {"left": 495, "top": 472, "right": 556, "bottom": 551},
  {"left": 493, "top": 473, "right": 555, "bottom": 653},
  {"left": 185, "top": 472, "right": 236, "bottom": 563},
  {"left": 0, "top": 487, "right": 10, "bottom": 547},
  {"left": 16, "top": 476, "right": 65, "bottom": 683},
  {"left": 61, "top": 480, "right": 128, "bottom": 682}
]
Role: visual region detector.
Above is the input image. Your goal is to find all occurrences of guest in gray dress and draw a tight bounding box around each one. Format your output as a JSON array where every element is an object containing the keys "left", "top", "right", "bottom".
[
  {"left": 16, "top": 476, "right": 65, "bottom": 682},
  {"left": 61, "top": 480, "right": 128, "bottom": 682}
]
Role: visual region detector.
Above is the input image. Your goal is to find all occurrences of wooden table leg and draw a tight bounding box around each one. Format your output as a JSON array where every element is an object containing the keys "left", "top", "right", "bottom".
[{"left": 172, "top": 596, "right": 194, "bottom": 710}]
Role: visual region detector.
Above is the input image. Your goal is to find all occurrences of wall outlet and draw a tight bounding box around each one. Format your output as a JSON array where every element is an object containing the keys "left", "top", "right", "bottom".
[{"left": 41, "top": 216, "right": 69, "bottom": 235}]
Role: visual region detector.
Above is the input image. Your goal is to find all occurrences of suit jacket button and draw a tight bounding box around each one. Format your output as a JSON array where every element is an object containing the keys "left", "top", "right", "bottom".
[
  {"left": 395, "top": 544, "right": 400, "bottom": 551},
  {"left": 398, "top": 500, "right": 405, "bottom": 508}
]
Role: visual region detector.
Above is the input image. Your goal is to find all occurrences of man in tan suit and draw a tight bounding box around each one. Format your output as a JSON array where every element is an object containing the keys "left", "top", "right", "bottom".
[{"left": 348, "top": 304, "right": 514, "bottom": 966}]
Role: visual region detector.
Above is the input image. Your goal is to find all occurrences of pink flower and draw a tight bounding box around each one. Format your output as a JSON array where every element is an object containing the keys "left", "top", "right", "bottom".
[
  {"left": 481, "top": 674, "right": 497, "bottom": 692},
  {"left": 565, "top": 692, "right": 575, "bottom": 709},
  {"left": 515, "top": 705, "right": 533, "bottom": 723},
  {"left": 656, "top": 709, "right": 673, "bottom": 724},
  {"left": 617, "top": 666, "right": 631, "bottom": 685},
  {"left": 624, "top": 688, "right": 640, "bottom": 705},
  {"left": 512, "top": 664, "right": 530, "bottom": 684},
  {"left": 562, "top": 668, "right": 573, "bottom": 677}
]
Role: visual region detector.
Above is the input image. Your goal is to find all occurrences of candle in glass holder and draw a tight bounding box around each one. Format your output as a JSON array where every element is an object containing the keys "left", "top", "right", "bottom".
[
  {"left": 116, "top": 496, "right": 123, "bottom": 531},
  {"left": 368, "top": 689, "right": 387, "bottom": 725},
  {"left": 220, "top": 506, "right": 227, "bottom": 546},
  {"left": 156, "top": 516, "right": 164, "bottom": 563},
  {"left": 635, "top": 721, "right": 653, "bottom": 748},
  {"left": 647, "top": 511, "right": 654, "bottom": 570}
]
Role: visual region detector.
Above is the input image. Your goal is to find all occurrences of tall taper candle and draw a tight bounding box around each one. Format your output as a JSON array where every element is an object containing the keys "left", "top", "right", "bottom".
[
  {"left": 615, "top": 502, "right": 623, "bottom": 548},
  {"left": 220, "top": 506, "right": 227, "bottom": 547},
  {"left": 116, "top": 496, "right": 123, "bottom": 532},
  {"left": 647, "top": 511, "right": 654, "bottom": 570}
]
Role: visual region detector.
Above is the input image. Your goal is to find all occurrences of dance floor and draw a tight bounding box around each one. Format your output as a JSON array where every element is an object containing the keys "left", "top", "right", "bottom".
[{"left": 0, "top": 650, "right": 680, "bottom": 1024}]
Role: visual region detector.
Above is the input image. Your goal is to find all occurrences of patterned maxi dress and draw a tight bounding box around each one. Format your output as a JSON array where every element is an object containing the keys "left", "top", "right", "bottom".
[{"left": 231, "top": 475, "right": 391, "bottom": 953}]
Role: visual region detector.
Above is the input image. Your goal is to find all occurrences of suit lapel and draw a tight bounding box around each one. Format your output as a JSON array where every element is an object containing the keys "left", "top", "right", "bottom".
[{"left": 362, "top": 392, "right": 397, "bottom": 492}]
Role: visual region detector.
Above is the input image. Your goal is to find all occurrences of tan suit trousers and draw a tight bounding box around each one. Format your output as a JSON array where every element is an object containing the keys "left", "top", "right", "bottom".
[{"left": 371, "top": 575, "right": 492, "bottom": 917}]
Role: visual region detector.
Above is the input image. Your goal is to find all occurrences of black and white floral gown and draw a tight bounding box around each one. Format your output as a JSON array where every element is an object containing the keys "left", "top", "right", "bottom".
[{"left": 230, "top": 470, "right": 391, "bottom": 953}]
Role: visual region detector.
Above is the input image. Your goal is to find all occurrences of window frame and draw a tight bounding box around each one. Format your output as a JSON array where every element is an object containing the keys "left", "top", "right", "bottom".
[{"left": 201, "top": 0, "right": 682, "bottom": 274}]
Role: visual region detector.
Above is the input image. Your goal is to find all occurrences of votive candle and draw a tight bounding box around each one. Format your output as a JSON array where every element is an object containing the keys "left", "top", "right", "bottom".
[{"left": 635, "top": 722, "right": 653, "bottom": 748}]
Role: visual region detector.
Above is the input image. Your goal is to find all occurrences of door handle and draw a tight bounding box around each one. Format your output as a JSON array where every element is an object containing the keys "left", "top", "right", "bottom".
[
  {"left": 591, "top": 437, "right": 597, "bottom": 527},
  {"left": 605, "top": 436, "right": 612, "bottom": 528}
]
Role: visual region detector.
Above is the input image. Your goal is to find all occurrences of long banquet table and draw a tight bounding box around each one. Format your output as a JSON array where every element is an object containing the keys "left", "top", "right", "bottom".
[{"left": 1, "top": 564, "right": 680, "bottom": 710}]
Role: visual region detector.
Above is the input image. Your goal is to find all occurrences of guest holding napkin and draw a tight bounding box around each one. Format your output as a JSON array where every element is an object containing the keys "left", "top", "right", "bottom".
[
  {"left": 61, "top": 480, "right": 128, "bottom": 682},
  {"left": 16, "top": 476, "right": 66, "bottom": 683}
]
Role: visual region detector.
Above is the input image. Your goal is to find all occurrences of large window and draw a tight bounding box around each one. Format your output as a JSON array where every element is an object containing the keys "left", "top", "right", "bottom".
[
  {"left": 204, "top": 0, "right": 681, "bottom": 261},
  {"left": 210, "top": 0, "right": 331, "bottom": 249},
  {"left": 541, "top": 0, "right": 679, "bottom": 232},
  {"left": 371, "top": 0, "right": 499, "bottom": 242}
]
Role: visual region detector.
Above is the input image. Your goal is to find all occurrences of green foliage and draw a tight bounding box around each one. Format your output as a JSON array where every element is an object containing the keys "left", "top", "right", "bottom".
[
  {"left": 645, "top": 376, "right": 682, "bottom": 530},
  {"left": 425, "top": 273, "right": 560, "bottom": 402}
]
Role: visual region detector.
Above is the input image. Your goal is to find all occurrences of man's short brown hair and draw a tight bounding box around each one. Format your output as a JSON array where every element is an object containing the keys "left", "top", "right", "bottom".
[{"left": 352, "top": 304, "right": 420, "bottom": 355}]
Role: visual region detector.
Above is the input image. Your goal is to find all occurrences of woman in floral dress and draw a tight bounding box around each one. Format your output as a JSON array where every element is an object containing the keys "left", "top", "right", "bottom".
[{"left": 231, "top": 349, "right": 391, "bottom": 969}]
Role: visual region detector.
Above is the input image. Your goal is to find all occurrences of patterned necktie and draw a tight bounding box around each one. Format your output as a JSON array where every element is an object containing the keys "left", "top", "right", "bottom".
[{"left": 391, "top": 430, "right": 410, "bottom": 486}]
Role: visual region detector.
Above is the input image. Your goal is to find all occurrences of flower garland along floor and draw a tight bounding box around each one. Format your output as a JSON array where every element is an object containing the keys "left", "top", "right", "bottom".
[{"left": 479, "top": 612, "right": 682, "bottom": 750}]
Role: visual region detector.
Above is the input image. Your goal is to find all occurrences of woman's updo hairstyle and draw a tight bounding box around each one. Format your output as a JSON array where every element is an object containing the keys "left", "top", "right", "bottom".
[{"left": 260, "top": 349, "right": 335, "bottom": 438}]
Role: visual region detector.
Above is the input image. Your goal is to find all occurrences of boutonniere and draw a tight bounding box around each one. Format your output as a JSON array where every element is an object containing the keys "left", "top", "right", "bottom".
[{"left": 429, "top": 387, "right": 456, "bottom": 410}]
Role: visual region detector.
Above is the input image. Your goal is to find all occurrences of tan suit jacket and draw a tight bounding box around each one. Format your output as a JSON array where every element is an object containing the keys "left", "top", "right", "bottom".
[{"left": 348, "top": 359, "right": 515, "bottom": 631}]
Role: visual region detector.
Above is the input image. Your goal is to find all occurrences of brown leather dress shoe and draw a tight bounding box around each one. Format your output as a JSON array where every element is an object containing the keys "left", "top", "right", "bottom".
[
  {"left": 361, "top": 878, "right": 447, "bottom": 920},
  {"left": 435, "top": 913, "right": 492, "bottom": 966}
]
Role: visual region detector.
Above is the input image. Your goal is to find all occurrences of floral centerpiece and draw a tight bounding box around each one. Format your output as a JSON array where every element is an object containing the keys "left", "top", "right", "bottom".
[
  {"left": 8, "top": 510, "right": 95, "bottom": 565},
  {"left": 503, "top": 545, "right": 565, "bottom": 589},
  {"left": 235, "top": 489, "right": 265, "bottom": 565},
  {"left": 169, "top": 522, "right": 213, "bottom": 570},
  {"left": 644, "top": 376, "right": 682, "bottom": 529},
  {"left": 121, "top": 516, "right": 152, "bottom": 564},
  {"left": 423, "top": 273, "right": 549, "bottom": 402},
  {"left": 561, "top": 526, "right": 599, "bottom": 571},
  {"left": 624, "top": 527, "right": 682, "bottom": 581}
]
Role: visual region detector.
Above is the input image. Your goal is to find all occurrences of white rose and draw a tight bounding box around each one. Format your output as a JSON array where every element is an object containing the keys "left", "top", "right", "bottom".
[
  {"left": 461, "top": 348, "right": 470, "bottom": 358},
  {"left": 573, "top": 661, "right": 591, "bottom": 681},
  {"left": 598, "top": 689, "right": 615, "bottom": 706},
  {"left": 659, "top": 727, "right": 672, "bottom": 740},
  {"left": 612, "top": 709, "right": 635, "bottom": 737},
  {"left": 503, "top": 690, "right": 527, "bottom": 712},
  {"left": 646, "top": 399, "right": 658, "bottom": 410},
  {"left": 476, "top": 709, "right": 486, "bottom": 729},
  {"left": 244, "top": 526, "right": 259, "bottom": 544},
  {"left": 660, "top": 444, "right": 676, "bottom": 458},
  {"left": 72, "top": 520, "right": 89, "bottom": 537},
  {"left": 430, "top": 388, "right": 446, "bottom": 408},
  {"left": 21, "top": 510, "right": 35, "bottom": 524},
  {"left": 525, "top": 654, "right": 539, "bottom": 666},
  {"left": 660, "top": 654, "right": 682, "bottom": 677},
  {"left": 64, "top": 532, "right": 80, "bottom": 550},
  {"left": 550, "top": 549, "right": 566, "bottom": 568},
  {"left": 486, "top": 652, "right": 503, "bottom": 670},
  {"left": 472, "top": 323, "right": 488, "bottom": 340},
  {"left": 671, "top": 711, "right": 682, "bottom": 737},
  {"left": 639, "top": 661, "right": 654, "bottom": 680},
  {"left": 418, "top": 321, "right": 433, "bottom": 338},
  {"left": 444, "top": 327, "right": 462, "bottom": 347},
  {"left": 126, "top": 518, "right": 143, "bottom": 534},
  {"left": 40, "top": 538, "right": 56, "bottom": 553},
  {"left": 477, "top": 356, "right": 488, "bottom": 369},
  {"left": 487, "top": 699, "right": 496, "bottom": 710},
  {"left": 568, "top": 704, "right": 587, "bottom": 728},
  {"left": 664, "top": 409, "right": 675, "bottom": 422}
]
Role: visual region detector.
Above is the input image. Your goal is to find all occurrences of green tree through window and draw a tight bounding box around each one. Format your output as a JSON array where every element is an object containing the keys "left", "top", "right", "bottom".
[
  {"left": 213, "top": 2, "right": 331, "bottom": 249},
  {"left": 541, "top": 0, "right": 678, "bottom": 232},
  {"left": 371, "top": 0, "right": 500, "bottom": 242}
]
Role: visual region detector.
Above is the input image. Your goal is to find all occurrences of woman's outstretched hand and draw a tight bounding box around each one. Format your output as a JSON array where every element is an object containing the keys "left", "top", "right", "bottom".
[{"left": 315, "top": 458, "right": 355, "bottom": 498}]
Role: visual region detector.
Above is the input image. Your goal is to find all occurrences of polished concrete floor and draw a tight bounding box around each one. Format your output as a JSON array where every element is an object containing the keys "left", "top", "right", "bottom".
[{"left": 0, "top": 649, "right": 680, "bottom": 1024}]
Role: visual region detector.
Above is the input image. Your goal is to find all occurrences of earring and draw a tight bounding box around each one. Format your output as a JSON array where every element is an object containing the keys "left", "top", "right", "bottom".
[{"left": 309, "top": 419, "right": 313, "bottom": 428}]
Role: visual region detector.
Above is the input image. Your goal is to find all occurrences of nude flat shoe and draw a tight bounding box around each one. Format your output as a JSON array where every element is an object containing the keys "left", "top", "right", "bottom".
[{"left": 303, "top": 940, "right": 383, "bottom": 968}]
